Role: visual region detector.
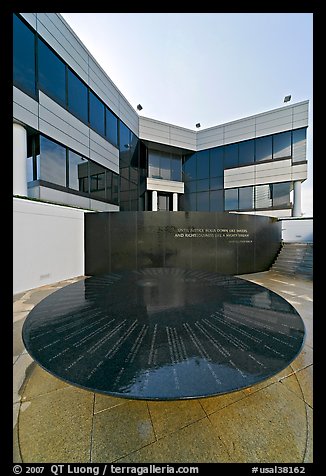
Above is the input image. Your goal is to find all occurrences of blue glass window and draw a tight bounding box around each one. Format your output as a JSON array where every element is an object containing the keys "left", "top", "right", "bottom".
[
  {"left": 119, "top": 121, "right": 131, "bottom": 166},
  {"left": 171, "top": 156, "right": 182, "bottom": 181},
  {"left": 13, "top": 15, "right": 36, "bottom": 97},
  {"left": 184, "top": 181, "right": 197, "bottom": 193},
  {"left": 106, "top": 108, "right": 118, "bottom": 147},
  {"left": 239, "top": 186, "right": 254, "bottom": 210},
  {"left": 225, "top": 189, "right": 239, "bottom": 210},
  {"left": 67, "top": 69, "right": 88, "bottom": 123},
  {"left": 273, "top": 132, "right": 291, "bottom": 159},
  {"left": 292, "top": 128, "right": 307, "bottom": 163},
  {"left": 90, "top": 161, "right": 106, "bottom": 199},
  {"left": 38, "top": 136, "right": 66, "bottom": 187},
  {"left": 197, "top": 179, "right": 209, "bottom": 192},
  {"left": 272, "top": 182, "right": 291, "bottom": 207},
  {"left": 160, "top": 154, "right": 171, "bottom": 180},
  {"left": 196, "top": 150, "right": 210, "bottom": 179},
  {"left": 38, "top": 39, "right": 66, "bottom": 107},
  {"left": 255, "top": 136, "right": 272, "bottom": 162},
  {"left": 89, "top": 92, "right": 105, "bottom": 136},
  {"left": 210, "top": 148, "right": 224, "bottom": 177},
  {"left": 239, "top": 140, "right": 254, "bottom": 166},
  {"left": 184, "top": 193, "right": 196, "bottom": 211},
  {"left": 210, "top": 176, "right": 223, "bottom": 190},
  {"left": 68, "top": 151, "right": 88, "bottom": 192},
  {"left": 210, "top": 190, "right": 224, "bottom": 211},
  {"left": 183, "top": 154, "right": 197, "bottom": 181},
  {"left": 224, "top": 144, "right": 239, "bottom": 169}
]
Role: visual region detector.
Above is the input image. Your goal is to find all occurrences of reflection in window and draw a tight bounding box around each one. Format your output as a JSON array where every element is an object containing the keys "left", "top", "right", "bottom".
[
  {"left": 255, "top": 136, "right": 272, "bottom": 162},
  {"left": 13, "top": 15, "right": 36, "bottom": 97},
  {"left": 105, "top": 108, "right": 118, "bottom": 147},
  {"left": 148, "top": 150, "right": 182, "bottom": 181},
  {"left": 68, "top": 151, "right": 88, "bottom": 192},
  {"left": 38, "top": 39, "right": 66, "bottom": 106},
  {"left": 239, "top": 186, "right": 254, "bottom": 210},
  {"left": 272, "top": 182, "right": 291, "bottom": 207},
  {"left": 239, "top": 140, "right": 255, "bottom": 166},
  {"left": 225, "top": 188, "right": 239, "bottom": 210},
  {"left": 89, "top": 91, "right": 105, "bottom": 136},
  {"left": 273, "top": 131, "right": 291, "bottom": 159},
  {"left": 197, "top": 150, "right": 209, "bottom": 179},
  {"left": 67, "top": 69, "right": 88, "bottom": 123},
  {"left": 224, "top": 144, "right": 238, "bottom": 169},
  {"left": 26, "top": 135, "right": 34, "bottom": 182},
  {"left": 210, "top": 148, "right": 224, "bottom": 177},
  {"left": 38, "top": 136, "right": 66, "bottom": 186},
  {"left": 255, "top": 184, "right": 272, "bottom": 209},
  {"left": 90, "top": 162, "right": 106, "bottom": 199},
  {"left": 184, "top": 181, "right": 197, "bottom": 193},
  {"left": 292, "top": 128, "right": 307, "bottom": 163}
]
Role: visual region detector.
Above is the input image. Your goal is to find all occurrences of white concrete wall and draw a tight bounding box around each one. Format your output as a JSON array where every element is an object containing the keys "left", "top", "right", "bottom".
[
  {"left": 280, "top": 218, "right": 313, "bottom": 242},
  {"left": 13, "top": 198, "right": 87, "bottom": 294}
]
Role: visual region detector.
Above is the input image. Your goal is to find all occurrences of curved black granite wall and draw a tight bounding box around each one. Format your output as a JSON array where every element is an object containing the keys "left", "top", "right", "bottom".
[{"left": 85, "top": 211, "right": 281, "bottom": 276}]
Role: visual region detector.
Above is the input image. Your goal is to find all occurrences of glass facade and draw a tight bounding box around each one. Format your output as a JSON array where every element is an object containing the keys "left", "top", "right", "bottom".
[
  {"left": 27, "top": 134, "right": 119, "bottom": 206},
  {"left": 148, "top": 150, "right": 182, "bottom": 182},
  {"left": 38, "top": 39, "right": 66, "bottom": 107},
  {"left": 67, "top": 69, "right": 88, "bottom": 123},
  {"left": 13, "top": 14, "right": 307, "bottom": 214},
  {"left": 13, "top": 15, "right": 36, "bottom": 97}
]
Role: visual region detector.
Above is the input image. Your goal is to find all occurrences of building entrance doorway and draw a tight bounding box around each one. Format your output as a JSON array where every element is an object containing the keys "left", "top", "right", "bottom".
[{"left": 158, "top": 193, "right": 170, "bottom": 211}]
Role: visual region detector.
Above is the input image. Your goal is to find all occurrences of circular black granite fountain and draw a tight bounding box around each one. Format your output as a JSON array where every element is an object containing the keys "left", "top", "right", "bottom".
[{"left": 22, "top": 268, "right": 305, "bottom": 400}]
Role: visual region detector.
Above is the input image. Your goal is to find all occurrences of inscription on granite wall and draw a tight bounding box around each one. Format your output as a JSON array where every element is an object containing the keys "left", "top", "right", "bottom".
[{"left": 85, "top": 211, "right": 281, "bottom": 276}]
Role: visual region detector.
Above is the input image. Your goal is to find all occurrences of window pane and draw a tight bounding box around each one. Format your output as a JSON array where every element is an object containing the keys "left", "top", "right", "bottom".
[
  {"left": 183, "top": 153, "right": 196, "bottom": 180},
  {"left": 67, "top": 69, "right": 88, "bottom": 123},
  {"left": 225, "top": 189, "right": 238, "bottom": 210},
  {"left": 210, "top": 190, "right": 224, "bottom": 211},
  {"left": 89, "top": 91, "right": 105, "bottom": 136},
  {"left": 38, "top": 39, "right": 66, "bottom": 106},
  {"left": 273, "top": 182, "right": 291, "bottom": 207},
  {"left": 210, "top": 176, "right": 223, "bottom": 190},
  {"left": 292, "top": 128, "right": 307, "bottom": 163},
  {"left": 197, "top": 179, "right": 209, "bottom": 192},
  {"left": 255, "top": 184, "right": 272, "bottom": 209},
  {"left": 171, "top": 156, "right": 182, "bottom": 181},
  {"left": 68, "top": 151, "right": 88, "bottom": 192},
  {"left": 160, "top": 154, "right": 171, "bottom": 180},
  {"left": 119, "top": 121, "right": 131, "bottom": 167},
  {"left": 255, "top": 136, "right": 272, "bottom": 162},
  {"left": 197, "top": 192, "right": 210, "bottom": 211},
  {"left": 239, "top": 140, "right": 254, "bottom": 166},
  {"left": 197, "top": 150, "right": 209, "bottom": 179},
  {"left": 106, "top": 108, "right": 118, "bottom": 147},
  {"left": 90, "top": 162, "right": 106, "bottom": 199},
  {"left": 210, "top": 148, "right": 224, "bottom": 176},
  {"left": 148, "top": 151, "right": 160, "bottom": 179},
  {"left": 106, "top": 170, "right": 112, "bottom": 202},
  {"left": 184, "top": 181, "right": 197, "bottom": 193},
  {"left": 224, "top": 144, "right": 239, "bottom": 169},
  {"left": 13, "top": 15, "right": 36, "bottom": 96},
  {"left": 239, "top": 186, "right": 254, "bottom": 210},
  {"left": 38, "top": 136, "right": 66, "bottom": 186},
  {"left": 112, "top": 174, "right": 119, "bottom": 204},
  {"left": 273, "top": 131, "right": 291, "bottom": 159}
]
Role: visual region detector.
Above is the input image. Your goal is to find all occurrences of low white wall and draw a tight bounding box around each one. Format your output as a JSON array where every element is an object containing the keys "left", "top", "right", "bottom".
[
  {"left": 280, "top": 217, "right": 313, "bottom": 243},
  {"left": 13, "top": 198, "right": 87, "bottom": 294}
]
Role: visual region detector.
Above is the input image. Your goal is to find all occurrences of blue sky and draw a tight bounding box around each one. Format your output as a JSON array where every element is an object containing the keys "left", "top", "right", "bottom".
[{"left": 61, "top": 13, "right": 313, "bottom": 216}]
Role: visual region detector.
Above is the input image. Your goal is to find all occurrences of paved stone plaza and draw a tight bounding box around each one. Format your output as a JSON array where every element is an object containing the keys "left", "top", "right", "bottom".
[{"left": 13, "top": 270, "right": 313, "bottom": 463}]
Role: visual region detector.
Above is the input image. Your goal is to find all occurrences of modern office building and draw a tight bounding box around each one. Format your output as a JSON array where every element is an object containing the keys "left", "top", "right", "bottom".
[{"left": 13, "top": 12, "right": 309, "bottom": 218}]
